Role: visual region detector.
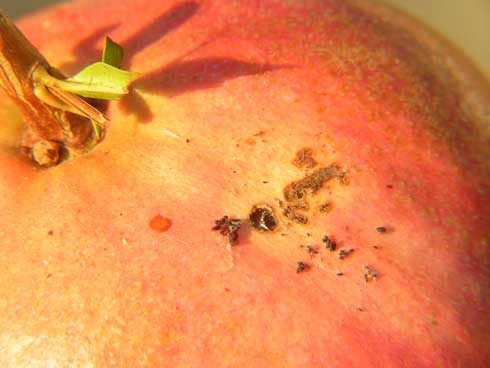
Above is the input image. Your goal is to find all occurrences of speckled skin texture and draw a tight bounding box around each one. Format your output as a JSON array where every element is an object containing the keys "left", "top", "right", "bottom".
[{"left": 0, "top": 0, "right": 489, "bottom": 366}]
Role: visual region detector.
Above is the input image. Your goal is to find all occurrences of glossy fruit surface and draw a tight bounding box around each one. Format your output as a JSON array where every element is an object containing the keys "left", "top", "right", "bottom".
[{"left": 0, "top": 0, "right": 489, "bottom": 366}]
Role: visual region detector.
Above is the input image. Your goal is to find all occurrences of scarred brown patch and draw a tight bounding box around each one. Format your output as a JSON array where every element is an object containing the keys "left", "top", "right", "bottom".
[
  {"left": 283, "top": 204, "right": 309, "bottom": 224},
  {"left": 318, "top": 202, "right": 333, "bottom": 213},
  {"left": 282, "top": 165, "right": 343, "bottom": 223},
  {"left": 284, "top": 165, "right": 342, "bottom": 201},
  {"left": 292, "top": 148, "right": 317, "bottom": 169},
  {"left": 149, "top": 214, "right": 173, "bottom": 233}
]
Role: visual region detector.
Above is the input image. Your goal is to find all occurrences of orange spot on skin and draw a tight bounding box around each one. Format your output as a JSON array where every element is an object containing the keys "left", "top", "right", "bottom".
[
  {"left": 245, "top": 137, "right": 256, "bottom": 146},
  {"left": 149, "top": 214, "right": 172, "bottom": 233}
]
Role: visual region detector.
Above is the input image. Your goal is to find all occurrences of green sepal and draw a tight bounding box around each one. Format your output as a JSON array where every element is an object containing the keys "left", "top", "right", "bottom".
[
  {"left": 102, "top": 36, "right": 123, "bottom": 68},
  {"left": 65, "top": 62, "right": 140, "bottom": 100}
]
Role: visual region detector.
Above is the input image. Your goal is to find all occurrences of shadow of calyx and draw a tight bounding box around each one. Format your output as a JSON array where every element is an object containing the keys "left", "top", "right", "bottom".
[
  {"left": 63, "top": 1, "right": 200, "bottom": 73},
  {"left": 120, "top": 58, "right": 288, "bottom": 124},
  {"left": 60, "top": 23, "right": 121, "bottom": 73},
  {"left": 135, "top": 58, "right": 286, "bottom": 97},
  {"left": 123, "top": 1, "right": 200, "bottom": 64}
]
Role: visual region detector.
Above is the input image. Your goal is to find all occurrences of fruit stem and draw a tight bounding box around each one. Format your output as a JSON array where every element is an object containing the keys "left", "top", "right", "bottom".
[{"left": 0, "top": 11, "right": 96, "bottom": 167}]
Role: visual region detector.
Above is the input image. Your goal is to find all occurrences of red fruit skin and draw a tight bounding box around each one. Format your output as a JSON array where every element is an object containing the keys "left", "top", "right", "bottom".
[{"left": 0, "top": 0, "right": 489, "bottom": 367}]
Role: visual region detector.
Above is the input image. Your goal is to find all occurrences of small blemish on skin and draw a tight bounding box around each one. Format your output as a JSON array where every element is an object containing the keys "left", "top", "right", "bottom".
[
  {"left": 306, "top": 245, "right": 318, "bottom": 254},
  {"left": 47, "top": 230, "right": 54, "bottom": 236},
  {"left": 338, "top": 248, "right": 354, "bottom": 260},
  {"left": 318, "top": 202, "right": 332, "bottom": 213},
  {"left": 296, "top": 261, "right": 308, "bottom": 273},
  {"left": 149, "top": 214, "right": 173, "bottom": 233},
  {"left": 292, "top": 147, "right": 318, "bottom": 169},
  {"left": 363, "top": 265, "right": 378, "bottom": 282},
  {"left": 245, "top": 137, "right": 256, "bottom": 146},
  {"left": 376, "top": 226, "right": 387, "bottom": 233}
]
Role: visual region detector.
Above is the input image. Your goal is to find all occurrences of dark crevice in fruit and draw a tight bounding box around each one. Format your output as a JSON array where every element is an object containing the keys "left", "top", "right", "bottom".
[{"left": 249, "top": 205, "right": 278, "bottom": 232}]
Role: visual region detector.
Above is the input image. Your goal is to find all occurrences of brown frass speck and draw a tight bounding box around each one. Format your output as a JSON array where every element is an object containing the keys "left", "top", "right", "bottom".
[
  {"left": 322, "top": 235, "right": 336, "bottom": 252},
  {"left": 338, "top": 248, "right": 354, "bottom": 260},
  {"left": 376, "top": 226, "right": 387, "bottom": 233},
  {"left": 249, "top": 205, "right": 278, "bottom": 232},
  {"left": 212, "top": 216, "right": 242, "bottom": 246},
  {"left": 363, "top": 265, "right": 378, "bottom": 282},
  {"left": 296, "top": 261, "right": 308, "bottom": 273},
  {"left": 292, "top": 147, "right": 318, "bottom": 169},
  {"left": 306, "top": 245, "right": 318, "bottom": 254}
]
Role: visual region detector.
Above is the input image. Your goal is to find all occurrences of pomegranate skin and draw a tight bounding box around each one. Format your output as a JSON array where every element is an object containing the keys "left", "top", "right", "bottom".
[{"left": 0, "top": 0, "right": 489, "bottom": 367}]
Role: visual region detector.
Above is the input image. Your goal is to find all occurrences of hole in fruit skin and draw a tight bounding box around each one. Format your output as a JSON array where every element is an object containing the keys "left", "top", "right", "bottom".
[{"left": 249, "top": 205, "right": 278, "bottom": 232}]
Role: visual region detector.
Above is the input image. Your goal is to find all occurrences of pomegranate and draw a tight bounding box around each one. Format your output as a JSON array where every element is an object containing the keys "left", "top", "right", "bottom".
[{"left": 0, "top": 0, "right": 489, "bottom": 366}]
